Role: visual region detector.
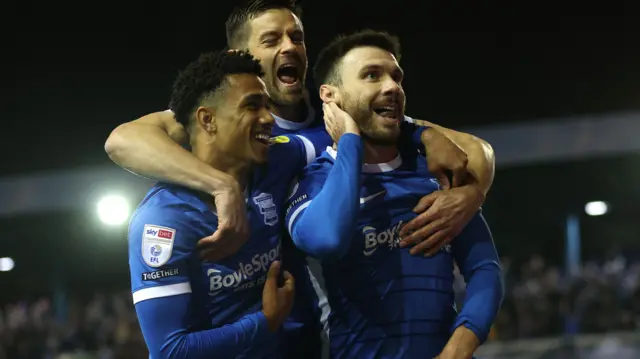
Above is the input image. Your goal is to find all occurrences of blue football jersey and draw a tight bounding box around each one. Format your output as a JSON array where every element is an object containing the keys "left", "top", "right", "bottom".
[
  {"left": 128, "top": 134, "right": 316, "bottom": 359},
  {"left": 271, "top": 105, "right": 331, "bottom": 158},
  {"left": 285, "top": 144, "right": 501, "bottom": 359}
]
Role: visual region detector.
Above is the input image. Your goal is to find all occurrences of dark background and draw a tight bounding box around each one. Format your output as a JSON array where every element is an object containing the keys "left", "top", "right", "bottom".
[{"left": 3, "top": 0, "right": 640, "bottom": 302}]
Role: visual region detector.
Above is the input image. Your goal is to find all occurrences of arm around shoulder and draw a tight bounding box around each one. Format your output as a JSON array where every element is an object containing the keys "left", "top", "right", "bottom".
[
  {"left": 410, "top": 117, "right": 495, "bottom": 194},
  {"left": 104, "top": 110, "right": 241, "bottom": 196}
]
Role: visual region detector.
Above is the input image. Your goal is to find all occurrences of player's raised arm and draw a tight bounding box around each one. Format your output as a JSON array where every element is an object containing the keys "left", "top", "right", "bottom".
[
  {"left": 285, "top": 103, "right": 362, "bottom": 261},
  {"left": 130, "top": 203, "right": 291, "bottom": 358},
  {"left": 105, "top": 110, "right": 241, "bottom": 197},
  {"left": 440, "top": 213, "right": 504, "bottom": 357}
]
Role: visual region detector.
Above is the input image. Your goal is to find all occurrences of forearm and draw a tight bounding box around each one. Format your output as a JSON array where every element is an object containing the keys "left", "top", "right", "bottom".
[
  {"left": 105, "top": 120, "right": 237, "bottom": 194},
  {"left": 415, "top": 119, "right": 495, "bottom": 194},
  {"left": 452, "top": 214, "right": 504, "bottom": 344},
  {"left": 454, "top": 265, "right": 503, "bottom": 344},
  {"left": 290, "top": 134, "right": 363, "bottom": 260},
  {"left": 172, "top": 312, "right": 272, "bottom": 358},
  {"left": 137, "top": 297, "right": 273, "bottom": 359}
]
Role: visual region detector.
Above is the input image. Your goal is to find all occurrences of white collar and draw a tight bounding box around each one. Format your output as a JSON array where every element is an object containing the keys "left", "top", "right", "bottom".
[
  {"left": 326, "top": 146, "right": 402, "bottom": 173},
  {"left": 272, "top": 103, "right": 316, "bottom": 131}
]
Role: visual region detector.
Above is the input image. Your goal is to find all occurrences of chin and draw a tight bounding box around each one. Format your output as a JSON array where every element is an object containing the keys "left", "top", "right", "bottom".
[
  {"left": 364, "top": 130, "right": 400, "bottom": 146},
  {"left": 276, "top": 92, "right": 303, "bottom": 106}
]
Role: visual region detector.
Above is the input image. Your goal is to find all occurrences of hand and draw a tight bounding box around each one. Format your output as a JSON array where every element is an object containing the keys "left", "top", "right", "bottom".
[
  {"left": 197, "top": 181, "right": 250, "bottom": 261},
  {"left": 323, "top": 102, "right": 360, "bottom": 143},
  {"left": 262, "top": 261, "right": 296, "bottom": 332},
  {"left": 421, "top": 128, "right": 468, "bottom": 190},
  {"left": 399, "top": 185, "right": 484, "bottom": 256}
]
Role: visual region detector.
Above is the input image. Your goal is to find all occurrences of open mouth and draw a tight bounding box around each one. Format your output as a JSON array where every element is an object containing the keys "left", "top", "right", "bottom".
[
  {"left": 254, "top": 132, "right": 270, "bottom": 145},
  {"left": 373, "top": 104, "right": 400, "bottom": 120},
  {"left": 276, "top": 63, "right": 299, "bottom": 86}
]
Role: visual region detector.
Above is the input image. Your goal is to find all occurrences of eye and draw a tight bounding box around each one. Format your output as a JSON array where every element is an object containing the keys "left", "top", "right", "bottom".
[
  {"left": 290, "top": 32, "right": 304, "bottom": 44},
  {"left": 262, "top": 37, "right": 279, "bottom": 46},
  {"left": 246, "top": 102, "right": 261, "bottom": 111},
  {"left": 365, "top": 72, "right": 379, "bottom": 81}
]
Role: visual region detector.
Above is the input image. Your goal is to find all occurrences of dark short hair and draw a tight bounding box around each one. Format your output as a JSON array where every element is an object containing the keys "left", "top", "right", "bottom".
[
  {"left": 169, "top": 50, "right": 264, "bottom": 130},
  {"left": 225, "top": 0, "right": 301, "bottom": 48},
  {"left": 313, "top": 29, "right": 401, "bottom": 88}
]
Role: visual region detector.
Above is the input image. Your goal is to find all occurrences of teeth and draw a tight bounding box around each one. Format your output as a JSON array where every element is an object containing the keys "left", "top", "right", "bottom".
[{"left": 254, "top": 134, "right": 269, "bottom": 141}]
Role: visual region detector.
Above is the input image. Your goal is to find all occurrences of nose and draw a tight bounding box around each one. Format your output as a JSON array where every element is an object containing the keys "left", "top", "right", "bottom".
[
  {"left": 381, "top": 77, "right": 402, "bottom": 97},
  {"left": 280, "top": 36, "right": 297, "bottom": 55},
  {"left": 260, "top": 111, "right": 275, "bottom": 126}
]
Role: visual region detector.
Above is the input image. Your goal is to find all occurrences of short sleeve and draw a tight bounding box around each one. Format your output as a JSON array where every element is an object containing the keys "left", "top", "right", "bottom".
[{"left": 128, "top": 199, "right": 203, "bottom": 305}]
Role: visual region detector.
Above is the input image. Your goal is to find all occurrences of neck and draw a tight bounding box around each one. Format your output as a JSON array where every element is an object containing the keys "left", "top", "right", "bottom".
[
  {"left": 270, "top": 91, "right": 309, "bottom": 122},
  {"left": 193, "top": 144, "right": 252, "bottom": 190},
  {"left": 363, "top": 141, "right": 398, "bottom": 165},
  {"left": 332, "top": 139, "right": 398, "bottom": 165}
]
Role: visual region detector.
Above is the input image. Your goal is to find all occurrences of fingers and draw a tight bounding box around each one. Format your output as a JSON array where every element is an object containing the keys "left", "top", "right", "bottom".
[
  {"left": 264, "top": 260, "right": 281, "bottom": 291},
  {"left": 196, "top": 231, "right": 221, "bottom": 260},
  {"left": 400, "top": 206, "right": 438, "bottom": 237},
  {"left": 282, "top": 270, "right": 295, "bottom": 293},
  {"left": 412, "top": 192, "right": 439, "bottom": 213},
  {"left": 323, "top": 103, "right": 341, "bottom": 142},
  {"left": 267, "top": 260, "right": 281, "bottom": 278},
  {"left": 323, "top": 102, "right": 335, "bottom": 118},
  {"left": 400, "top": 216, "right": 444, "bottom": 248},
  {"left": 413, "top": 231, "right": 451, "bottom": 257},
  {"left": 196, "top": 232, "right": 218, "bottom": 249},
  {"left": 436, "top": 174, "right": 451, "bottom": 190}
]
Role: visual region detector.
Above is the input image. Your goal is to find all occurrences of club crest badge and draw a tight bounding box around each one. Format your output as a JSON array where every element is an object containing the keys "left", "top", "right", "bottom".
[{"left": 253, "top": 192, "right": 278, "bottom": 226}]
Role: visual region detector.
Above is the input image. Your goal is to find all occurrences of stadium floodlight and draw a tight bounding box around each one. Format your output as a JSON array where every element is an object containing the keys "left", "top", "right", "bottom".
[
  {"left": 97, "top": 194, "right": 130, "bottom": 225},
  {"left": 0, "top": 257, "right": 15, "bottom": 272},
  {"left": 584, "top": 201, "right": 609, "bottom": 216}
]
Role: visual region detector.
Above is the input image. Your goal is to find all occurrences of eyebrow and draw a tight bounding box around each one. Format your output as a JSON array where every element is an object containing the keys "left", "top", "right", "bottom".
[
  {"left": 259, "top": 30, "right": 280, "bottom": 40},
  {"left": 258, "top": 27, "right": 303, "bottom": 39},
  {"left": 359, "top": 64, "right": 404, "bottom": 78},
  {"left": 240, "top": 93, "right": 267, "bottom": 105}
]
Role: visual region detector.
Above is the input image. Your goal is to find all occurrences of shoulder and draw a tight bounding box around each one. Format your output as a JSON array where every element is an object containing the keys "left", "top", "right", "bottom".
[{"left": 129, "top": 184, "right": 210, "bottom": 242}]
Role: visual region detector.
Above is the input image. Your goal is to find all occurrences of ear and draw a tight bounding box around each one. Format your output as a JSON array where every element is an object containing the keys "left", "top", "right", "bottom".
[
  {"left": 195, "top": 106, "right": 216, "bottom": 134},
  {"left": 319, "top": 84, "right": 341, "bottom": 105}
]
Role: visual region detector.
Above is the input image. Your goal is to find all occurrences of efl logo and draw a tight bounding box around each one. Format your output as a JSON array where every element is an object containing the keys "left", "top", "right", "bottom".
[{"left": 158, "top": 229, "right": 173, "bottom": 239}]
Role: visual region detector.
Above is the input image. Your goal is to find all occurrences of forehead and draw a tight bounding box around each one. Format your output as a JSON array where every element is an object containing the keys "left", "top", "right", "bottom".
[
  {"left": 223, "top": 74, "right": 268, "bottom": 100},
  {"left": 339, "top": 46, "right": 400, "bottom": 74},
  {"left": 248, "top": 9, "right": 303, "bottom": 37}
]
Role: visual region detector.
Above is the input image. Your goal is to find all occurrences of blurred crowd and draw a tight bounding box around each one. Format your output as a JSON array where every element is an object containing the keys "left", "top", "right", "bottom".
[
  {"left": 2, "top": 253, "right": 640, "bottom": 358},
  {"left": 458, "top": 252, "right": 640, "bottom": 341},
  {"left": 0, "top": 292, "right": 146, "bottom": 359}
]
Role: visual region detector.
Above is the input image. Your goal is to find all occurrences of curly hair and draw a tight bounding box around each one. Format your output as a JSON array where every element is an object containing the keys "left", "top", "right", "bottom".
[
  {"left": 169, "top": 50, "right": 264, "bottom": 131},
  {"left": 313, "top": 30, "right": 401, "bottom": 89},
  {"left": 225, "top": 0, "right": 302, "bottom": 48}
]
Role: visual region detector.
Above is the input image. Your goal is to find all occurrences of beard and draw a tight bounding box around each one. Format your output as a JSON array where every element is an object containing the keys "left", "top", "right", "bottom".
[{"left": 341, "top": 92, "right": 400, "bottom": 146}]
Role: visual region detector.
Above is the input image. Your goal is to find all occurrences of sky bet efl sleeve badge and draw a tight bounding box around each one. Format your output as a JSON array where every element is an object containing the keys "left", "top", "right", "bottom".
[{"left": 142, "top": 224, "right": 175, "bottom": 268}]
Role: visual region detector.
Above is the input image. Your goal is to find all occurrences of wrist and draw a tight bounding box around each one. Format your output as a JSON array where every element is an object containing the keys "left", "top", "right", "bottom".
[
  {"left": 261, "top": 311, "right": 281, "bottom": 333},
  {"left": 209, "top": 171, "right": 241, "bottom": 196},
  {"left": 444, "top": 325, "right": 479, "bottom": 357},
  {"left": 462, "top": 181, "right": 486, "bottom": 207},
  {"left": 344, "top": 124, "right": 361, "bottom": 136}
]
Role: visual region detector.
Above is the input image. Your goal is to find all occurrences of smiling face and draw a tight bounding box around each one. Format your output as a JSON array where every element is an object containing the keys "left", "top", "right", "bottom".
[
  {"left": 198, "top": 73, "right": 275, "bottom": 164},
  {"left": 244, "top": 8, "right": 308, "bottom": 107},
  {"left": 334, "top": 46, "right": 406, "bottom": 146}
]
